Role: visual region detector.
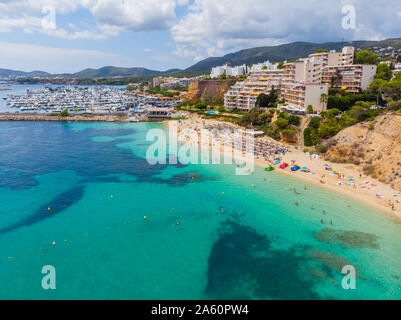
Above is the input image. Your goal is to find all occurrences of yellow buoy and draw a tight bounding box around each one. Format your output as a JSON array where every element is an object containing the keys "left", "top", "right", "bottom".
[
  {"left": 52, "top": 241, "right": 56, "bottom": 246},
  {"left": 110, "top": 195, "right": 114, "bottom": 199},
  {"left": 144, "top": 216, "right": 147, "bottom": 219},
  {"left": 8, "top": 257, "right": 12, "bottom": 260},
  {"left": 48, "top": 207, "right": 51, "bottom": 211},
  {"left": 222, "top": 192, "right": 225, "bottom": 195}
]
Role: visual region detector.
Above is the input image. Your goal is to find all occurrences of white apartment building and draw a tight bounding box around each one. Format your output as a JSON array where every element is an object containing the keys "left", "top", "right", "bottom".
[
  {"left": 292, "top": 46, "right": 356, "bottom": 84},
  {"left": 224, "top": 69, "right": 284, "bottom": 112},
  {"left": 223, "top": 46, "right": 378, "bottom": 112},
  {"left": 250, "top": 61, "right": 278, "bottom": 72},
  {"left": 321, "top": 64, "right": 377, "bottom": 93},
  {"left": 210, "top": 64, "right": 249, "bottom": 78},
  {"left": 280, "top": 82, "right": 329, "bottom": 112}
]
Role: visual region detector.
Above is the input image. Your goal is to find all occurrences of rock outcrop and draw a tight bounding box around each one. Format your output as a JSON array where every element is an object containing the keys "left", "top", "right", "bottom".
[
  {"left": 325, "top": 114, "right": 401, "bottom": 191},
  {"left": 185, "top": 79, "right": 236, "bottom": 104}
]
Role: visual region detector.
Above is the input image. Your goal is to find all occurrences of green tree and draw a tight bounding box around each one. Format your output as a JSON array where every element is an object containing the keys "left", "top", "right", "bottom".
[
  {"left": 383, "top": 80, "right": 401, "bottom": 101},
  {"left": 309, "top": 116, "right": 321, "bottom": 129},
  {"left": 369, "top": 78, "right": 387, "bottom": 106},
  {"left": 354, "top": 50, "right": 380, "bottom": 65},
  {"left": 394, "top": 71, "right": 401, "bottom": 81},
  {"left": 218, "top": 106, "right": 226, "bottom": 113},
  {"left": 314, "top": 49, "right": 329, "bottom": 53},
  {"left": 255, "top": 93, "right": 270, "bottom": 108},
  {"left": 60, "top": 110, "right": 69, "bottom": 117},
  {"left": 320, "top": 93, "right": 328, "bottom": 109},
  {"left": 375, "top": 63, "right": 393, "bottom": 81},
  {"left": 194, "top": 101, "right": 207, "bottom": 110},
  {"left": 288, "top": 115, "right": 300, "bottom": 126},
  {"left": 274, "top": 118, "right": 289, "bottom": 130},
  {"left": 277, "top": 62, "right": 285, "bottom": 69},
  {"left": 307, "top": 105, "right": 314, "bottom": 114},
  {"left": 255, "top": 86, "right": 278, "bottom": 109}
]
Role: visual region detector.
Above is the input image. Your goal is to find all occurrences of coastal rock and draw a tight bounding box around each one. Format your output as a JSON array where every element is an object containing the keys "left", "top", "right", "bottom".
[
  {"left": 325, "top": 114, "right": 401, "bottom": 191},
  {"left": 185, "top": 79, "right": 236, "bottom": 104}
]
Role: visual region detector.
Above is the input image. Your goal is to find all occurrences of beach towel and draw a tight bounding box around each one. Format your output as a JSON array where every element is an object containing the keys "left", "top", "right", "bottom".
[{"left": 376, "top": 195, "right": 384, "bottom": 199}]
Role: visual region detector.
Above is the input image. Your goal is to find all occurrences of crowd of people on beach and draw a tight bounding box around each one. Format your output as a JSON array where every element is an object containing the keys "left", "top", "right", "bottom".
[
  {"left": 176, "top": 117, "right": 290, "bottom": 161},
  {"left": 175, "top": 115, "right": 399, "bottom": 214}
]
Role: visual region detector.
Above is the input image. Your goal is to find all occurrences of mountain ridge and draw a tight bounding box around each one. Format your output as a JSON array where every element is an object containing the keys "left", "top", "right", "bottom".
[{"left": 2, "top": 38, "right": 400, "bottom": 79}]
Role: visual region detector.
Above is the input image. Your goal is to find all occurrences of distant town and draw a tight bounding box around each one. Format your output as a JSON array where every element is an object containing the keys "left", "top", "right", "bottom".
[{"left": 1, "top": 42, "right": 401, "bottom": 122}]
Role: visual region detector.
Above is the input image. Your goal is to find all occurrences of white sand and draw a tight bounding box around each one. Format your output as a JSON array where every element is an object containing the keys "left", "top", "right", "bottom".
[{"left": 167, "top": 114, "right": 401, "bottom": 218}]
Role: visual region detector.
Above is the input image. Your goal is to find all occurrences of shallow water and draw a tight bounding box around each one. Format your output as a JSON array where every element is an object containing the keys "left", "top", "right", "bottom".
[{"left": 0, "top": 121, "right": 400, "bottom": 299}]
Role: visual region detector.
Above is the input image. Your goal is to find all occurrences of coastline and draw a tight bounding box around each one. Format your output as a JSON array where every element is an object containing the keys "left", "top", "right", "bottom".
[
  {"left": 2, "top": 113, "right": 399, "bottom": 217},
  {"left": 0, "top": 113, "right": 129, "bottom": 122},
  {"left": 167, "top": 114, "right": 401, "bottom": 218}
]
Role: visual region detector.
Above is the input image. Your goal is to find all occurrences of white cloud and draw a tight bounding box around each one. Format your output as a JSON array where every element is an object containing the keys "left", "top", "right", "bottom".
[
  {"left": 82, "top": 0, "right": 178, "bottom": 32},
  {"left": 0, "top": 42, "right": 137, "bottom": 73},
  {"left": 0, "top": 0, "right": 188, "bottom": 39},
  {"left": 144, "top": 48, "right": 152, "bottom": 52},
  {"left": 171, "top": 0, "right": 401, "bottom": 60}
]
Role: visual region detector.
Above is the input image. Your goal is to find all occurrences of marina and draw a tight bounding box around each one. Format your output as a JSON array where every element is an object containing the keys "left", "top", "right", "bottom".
[{"left": 2, "top": 85, "right": 179, "bottom": 116}]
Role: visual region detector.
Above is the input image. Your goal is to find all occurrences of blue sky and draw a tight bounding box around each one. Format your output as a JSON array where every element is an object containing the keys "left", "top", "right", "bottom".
[{"left": 0, "top": 0, "right": 400, "bottom": 73}]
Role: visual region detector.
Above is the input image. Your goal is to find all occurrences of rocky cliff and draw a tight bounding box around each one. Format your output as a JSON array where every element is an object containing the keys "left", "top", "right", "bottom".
[
  {"left": 325, "top": 114, "right": 401, "bottom": 191},
  {"left": 185, "top": 79, "right": 236, "bottom": 104}
]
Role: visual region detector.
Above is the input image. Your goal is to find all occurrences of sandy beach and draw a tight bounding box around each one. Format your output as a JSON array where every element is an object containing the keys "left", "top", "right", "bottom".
[{"left": 171, "top": 114, "right": 401, "bottom": 217}]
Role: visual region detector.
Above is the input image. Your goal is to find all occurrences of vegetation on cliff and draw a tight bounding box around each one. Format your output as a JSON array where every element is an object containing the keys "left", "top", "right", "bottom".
[{"left": 236, "top": 108, "right": 300, "bottom": 142}]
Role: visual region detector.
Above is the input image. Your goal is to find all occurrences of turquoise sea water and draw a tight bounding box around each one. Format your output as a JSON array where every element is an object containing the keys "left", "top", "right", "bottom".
[{"left": 0, "top": 121, "right": 400, "bottom": 300}]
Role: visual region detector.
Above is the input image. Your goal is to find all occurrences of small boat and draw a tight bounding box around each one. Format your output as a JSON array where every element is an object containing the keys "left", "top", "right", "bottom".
[
  {"left": 265, "top": 166, "right": 275, "bottom": 172},
  {"left": 280, "top": 163, "right": 289, "bottom": 169},
  {"left": 291, "top": 166, "right": 301, "bottom": 172}
]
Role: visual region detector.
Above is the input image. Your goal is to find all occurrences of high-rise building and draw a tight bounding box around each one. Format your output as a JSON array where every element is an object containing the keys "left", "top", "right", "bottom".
[
  {"left": 224, "top": 69, "right": 284, "bottom": 111},
  {"left": 210, "top": 64, "right": 249, "bottom": 78},
  {"left": 223, "top": 46, "right": 377, "bottom": 113},
  {"left": 321, "top": 65, "right": 377, "bottom": 93}
]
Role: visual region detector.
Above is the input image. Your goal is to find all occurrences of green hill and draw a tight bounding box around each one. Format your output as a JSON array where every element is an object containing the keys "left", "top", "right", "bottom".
[{"left": 184, "top": 38, "right": 401, "bottom": 73}]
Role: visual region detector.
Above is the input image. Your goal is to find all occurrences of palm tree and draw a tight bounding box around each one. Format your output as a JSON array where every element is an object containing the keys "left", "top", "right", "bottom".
[{"left": 320, "top": 93, "right": 328, "bottom": 110}]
